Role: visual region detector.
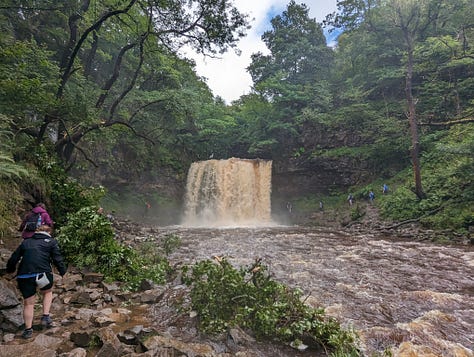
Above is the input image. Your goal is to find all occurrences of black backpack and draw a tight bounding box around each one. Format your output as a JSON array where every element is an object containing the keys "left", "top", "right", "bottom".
[{"left": 24, "top": 212, "right": 41, "bottom": 232}]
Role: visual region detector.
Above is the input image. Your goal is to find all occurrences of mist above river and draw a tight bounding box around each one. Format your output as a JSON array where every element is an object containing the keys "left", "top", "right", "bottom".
[{"left": 153, "top": 225, "right": 474, "bottom": 356}]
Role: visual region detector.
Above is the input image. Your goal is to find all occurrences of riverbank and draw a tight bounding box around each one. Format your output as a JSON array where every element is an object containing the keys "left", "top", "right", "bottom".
[{"left": 293, "top": 202, "right": 472, "bottom": 246}]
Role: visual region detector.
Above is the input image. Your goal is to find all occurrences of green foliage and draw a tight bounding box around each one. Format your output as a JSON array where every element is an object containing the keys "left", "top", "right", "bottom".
[
  {"left": 183, "top": 258, "right": 359, "bottom": 355},
  {"left": 350, "top": 205, "right": 365, "bottom": 221},
  {"left": 378, "top": 124, "right": 474, "bottom": 233},
  {"left": 0, "top": 181, "right": 22, "bottom": 238},
  {"left": 0, "top": 116, "right": 28, "bottom": 179},
  {"left": 0, "top": 39, "right": 59, "bottom": 117},
  {"left": 161, "top": 234, "right": 181, "bottom": 256},
  {"left": 34, "top": 148, "right": 105, "bottom": 226},
  {"left": 57, "top": 207, "right": 170, "bottom": 290}
]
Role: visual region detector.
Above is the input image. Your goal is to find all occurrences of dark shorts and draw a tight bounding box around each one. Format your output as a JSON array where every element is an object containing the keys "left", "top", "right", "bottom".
[{"left": 17, "top": 272, "right": 54, "bottom": 299}]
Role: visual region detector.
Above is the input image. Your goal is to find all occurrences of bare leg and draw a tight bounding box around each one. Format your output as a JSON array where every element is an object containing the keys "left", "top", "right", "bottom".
[
  {"left": 41, "top": 289, "right": 53, "bottom": 315},
  {"left": 23, "top": 295, "right": 36, "bottom": 329}
]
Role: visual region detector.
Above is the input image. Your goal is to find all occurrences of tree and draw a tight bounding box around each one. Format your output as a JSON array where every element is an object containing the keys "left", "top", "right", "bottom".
[
  {"left": 327, "top": 0, "right": 474, "bottom": 199},
  {"left": 0, "top": 0, "right": 249, "bottom": 167},
  {"left": 247, "top": 1, "right": 333, "bottom": 159}
]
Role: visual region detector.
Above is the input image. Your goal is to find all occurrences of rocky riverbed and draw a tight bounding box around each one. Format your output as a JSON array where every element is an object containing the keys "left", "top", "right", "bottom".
[{"left": 0, "top": 213, "right": 472, "bottom": 357}]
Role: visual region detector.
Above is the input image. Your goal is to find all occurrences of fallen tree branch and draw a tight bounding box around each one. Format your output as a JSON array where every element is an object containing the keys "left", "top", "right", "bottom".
[{"left": 384, "top": 206, "right": 443, "bottom": 230}]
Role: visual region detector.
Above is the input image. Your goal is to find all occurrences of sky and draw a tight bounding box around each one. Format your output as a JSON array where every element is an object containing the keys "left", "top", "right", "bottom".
[{"left": 186, "top": 0, "right": 338, "bottom": 104}]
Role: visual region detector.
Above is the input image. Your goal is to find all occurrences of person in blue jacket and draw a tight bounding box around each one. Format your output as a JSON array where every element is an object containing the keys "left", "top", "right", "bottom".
[
  {"left": 369, "top": 190, "right": 375, "bottom": 203},
  {"left": 6, "top": 225, "right": 67, "bottom": 339}
]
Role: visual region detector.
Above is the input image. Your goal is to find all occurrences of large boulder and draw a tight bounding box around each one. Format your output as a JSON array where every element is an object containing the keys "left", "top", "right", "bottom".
[
  {"left": 0, "top": 305, "right": 23, "bottom": 332},
  {"left": 0, "top": 279, "right": 20, "bottom": 308}
]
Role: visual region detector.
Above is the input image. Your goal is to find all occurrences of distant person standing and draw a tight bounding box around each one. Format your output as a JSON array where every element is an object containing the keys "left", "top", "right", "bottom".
[
  {"left": 286, "top": 201, "right": 293, "bottom": 213},
  {"left": 319, "top": 201, "right": 324, "bottom": 211},
  {"left": 6, "top": 225, "right": 67, "bottom": 339},
  {"left": 19, "top": 203, "right": 54, "bottom": 239},
  {"left": 347, "top": 194, "right": 354, "bottom": 206},
  {"left": 382, "top": 184, "right": 389, "bottom": 195},
  {"left": 369, "top": 191, "right": 375, "bottom": 203}
]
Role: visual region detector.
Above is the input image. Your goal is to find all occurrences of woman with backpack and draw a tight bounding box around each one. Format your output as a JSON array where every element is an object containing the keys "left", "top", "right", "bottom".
[
  {"left": 19, "top": 203, "right": 54, "bottom": 239},
  {"left": 6, "top": 225, "right": 67, "bottom": 339}
]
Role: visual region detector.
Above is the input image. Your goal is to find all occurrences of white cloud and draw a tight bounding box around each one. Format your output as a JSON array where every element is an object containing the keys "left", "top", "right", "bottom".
[{"left": 186, "top": 1, "right": 337, "bottom": 104}]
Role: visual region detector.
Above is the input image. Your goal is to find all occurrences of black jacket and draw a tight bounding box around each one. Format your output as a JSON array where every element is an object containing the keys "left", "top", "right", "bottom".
[{"left": 7, "top": 232, "right": 67, "bottom": 276}]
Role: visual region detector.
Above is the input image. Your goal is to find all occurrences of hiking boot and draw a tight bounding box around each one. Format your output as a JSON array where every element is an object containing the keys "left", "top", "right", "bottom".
[
  {"left": 21, "top": 328, "right": 33, "bottom": 339},
  {"left": 41, "top": 315, "right": 53, "bottom": 328}
]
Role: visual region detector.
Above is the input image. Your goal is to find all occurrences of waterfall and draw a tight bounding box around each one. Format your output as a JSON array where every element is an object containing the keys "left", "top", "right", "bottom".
[{"left": 182, "top": 158, "right": 273, "bottom": 227}]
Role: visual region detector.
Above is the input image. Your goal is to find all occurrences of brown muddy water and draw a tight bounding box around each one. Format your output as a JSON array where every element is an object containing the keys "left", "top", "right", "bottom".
[{"left": 157, "top": 225, "right": 474, "bottom": 356}]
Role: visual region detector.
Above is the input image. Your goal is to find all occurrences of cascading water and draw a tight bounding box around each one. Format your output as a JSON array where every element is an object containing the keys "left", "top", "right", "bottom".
[{"left": 182, "top": 158, "right": 273, "bottom": 227}]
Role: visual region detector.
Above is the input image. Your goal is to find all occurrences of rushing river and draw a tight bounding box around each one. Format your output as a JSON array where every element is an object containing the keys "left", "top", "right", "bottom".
[{"left": 157, "top": 225, "right": 474, "bottom": 356}]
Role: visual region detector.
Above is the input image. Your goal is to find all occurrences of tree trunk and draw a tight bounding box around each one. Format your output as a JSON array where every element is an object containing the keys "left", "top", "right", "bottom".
[{"left": 405, "top": 41, "right": 425, "bottom": 199}]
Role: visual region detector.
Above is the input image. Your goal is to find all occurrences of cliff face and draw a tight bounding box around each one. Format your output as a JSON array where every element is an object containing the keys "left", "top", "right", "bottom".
[
  {"left": 272, "top": 156, "right": 367, "bottom": 199},
  {"left": 271, "top": 121, "right": 375, "bottom": 203}
]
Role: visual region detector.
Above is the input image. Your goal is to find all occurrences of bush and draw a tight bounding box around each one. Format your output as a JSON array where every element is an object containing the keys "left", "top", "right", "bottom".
[
  {"left": 0, "top": 181, "right": 22, "bottom": 238},
  {"left": 57, "top": 206, "right": 170, "bottom": 290},
  {"left": 183, "top": 258, "right": 359, "bottom": 356}
]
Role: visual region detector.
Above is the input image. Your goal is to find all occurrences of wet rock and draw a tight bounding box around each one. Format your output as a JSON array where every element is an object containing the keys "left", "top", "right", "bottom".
[
  {"left": 137, "top": 287, "right": 165, "bottom": 304},
  {"left": 117, "top": 307, "right": 132, "bottom": 316},
  {"left": 34, "top": 334, "right": 63, "bottom": 349},
  {"left": 0, "top": 280, "right": 20, "bottom": 308},
  {"left": 100, "top": 307, "right": 114, "bottom": 315},
  {"left": 102, "top": 281, "right": 120, "bottom": 292},
  {"left": 0, "top": 340, "right": 56, "bottom": 357},
  {"left": 0, "top": 248, "right": 11, "bottom": 269},
  {"left": 0, "top": 304, "right": 24, "bottom": 331},
  {"left": 61, "top": 273, "right": 83, "bottom": 291},
  {"left": 58, "top": 347, "right": 87, "bottom": 357},
  {"left": 226, "top": 327, "right": 255, "bottom": 352},
  {"left": 139, "top": 279, "right": 154, "bottom": 291},
  {"left": 92, "top": 314, "right": 116, "bottom": 327},
  {"left": 95, "top": 326, "right": 122, "bottom": 357},
  {"left": 142, "top": 334, "right": 216, "bottom": 356},
  {"left": 74, "top": 307, "right": 97, "bottom": 321},
  {"left": 117, "top": 331, "right": 138, "bottom": 345},
  {"left": 102, "top": 293, "right": 113, "bottom": 303},
  {"left": 70, "top": 331, "right": 93, "bottom": 347},
  {"left": 70, "top": 291, "right": 92, "bottom": 305},
  {"left": 82, "top": 272, "right": 104, "bottom": 284},
  {"left": 88, "top": 288, "right": 103, "bottom": 302},
  {"left": 2, "top": 333, "right": 15, "bottom": 343}
]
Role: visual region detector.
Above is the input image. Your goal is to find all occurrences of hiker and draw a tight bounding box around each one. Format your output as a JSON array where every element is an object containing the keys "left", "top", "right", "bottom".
[
  {"left": 19, "top": 203, "right": 54, "bottom": 239},
  {"left": 145, "top": 201, "right": 151, "bottom": 216},
  {"left": 347, "top": 194, "right": 354, "bottom": 206},
  {"left": 369, "top": 191, "right": 375, "bottom": 203},
  {"left": 106, "top": 210, "right": 116, "bottom": 222},
  {"left": 382, "top": 184, "right": 389, "bottom": 195},
  {"left": 6, "top": 225, "right": 67, "bottom": 339},
  {"left": 319, "top": 201, "right": 324, "bottom": 211},
  {"left": 286, "top": 201, "right": 293, "bottom": 213}
]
